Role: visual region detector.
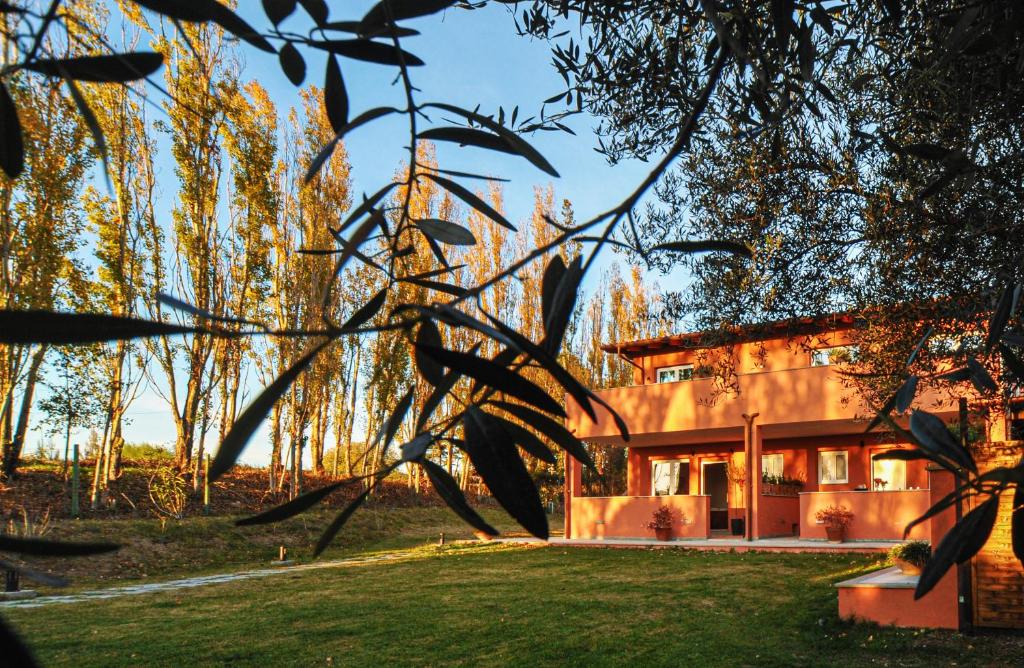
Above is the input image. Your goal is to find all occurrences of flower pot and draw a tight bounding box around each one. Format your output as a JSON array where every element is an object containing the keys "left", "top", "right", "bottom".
[
  {"left": 894, "top": 558, "right": 923, "bottom": 576},
  {"left": 825, "top": 525, "right": 846, "bottom": 543},
  {"left": 654, "top": 527, "right": 673, "bottom": 541}
]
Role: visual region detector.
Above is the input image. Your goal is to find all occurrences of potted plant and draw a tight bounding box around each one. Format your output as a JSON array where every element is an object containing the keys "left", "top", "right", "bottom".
[
  {"left": 889, "top": 540, "right": 931, "bottom": 575},
  {"left": 647, "top": 506, "right": 675, "bottom": 541},
  {"left": 815, "top": 505, "right": 854, "bottom": 543}
]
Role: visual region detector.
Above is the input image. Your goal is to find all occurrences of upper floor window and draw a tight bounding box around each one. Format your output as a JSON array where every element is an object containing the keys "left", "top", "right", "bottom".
[
  {"left": 810, "top": 346, "right": 859, "bottom": 367},
  {"left": 657, "top": 364, "right": 694, "bottom": 383}
]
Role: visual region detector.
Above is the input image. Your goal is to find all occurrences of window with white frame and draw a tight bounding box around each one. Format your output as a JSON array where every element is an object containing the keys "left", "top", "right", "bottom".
[
  {"left": 762, "top": 453, "right": 784, "bottom": 479},
  {"left": 818, "top": 450, "right": 849, "bottom": 484},
  {"left": 810, "top": 346, "right": 859, "bottom": 367},
  {"left": 657, "top": 364, "right": 694, "bottom": 383},
  {"left": 651, "top": 459, "right": 689, "bottom": 495},
  {"left": 871, "top": 455, "right": 906, "bottom": 491}
]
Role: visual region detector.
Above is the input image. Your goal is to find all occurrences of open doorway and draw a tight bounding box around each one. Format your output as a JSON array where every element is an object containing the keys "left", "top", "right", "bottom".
[{"left": 702, "top": 462, "right": 729, "bottom": 531}]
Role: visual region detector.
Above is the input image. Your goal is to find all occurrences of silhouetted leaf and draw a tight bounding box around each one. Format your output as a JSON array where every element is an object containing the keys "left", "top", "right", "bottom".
[
  {"left": 422, "top": 459, "right": 498, "bottom": 536},
  {"left": 310, "top": 39, "right": 423, "bottom": 66},
  {"left": 987, "top": 284, "right": 1020, "bottom": 352},
  {"left": 314, "top": 487, "right": 370, "bottom": 557},
  {"left": 263, "top": 0, "right": 297, "bottom": 25},
  {"left": 541, "top": 255, "right": 566, "bottom": 328},
  {"left": 966, "top": 357, "right": 997, "bottom": 393},
  {"left": 26, "top": 52, "right": 164, "bottom": 81},
  {"left": 360, "top": 0, "right": 456, "bottom": 30},
  {"left": 415, "top": 343, "right": 565, "bottom": 417},
  {"left": 377, "top": 387, "right": 415, "bottom": 449},
  {"left": 478, "top": 309, "right": 597, "bottom": 422},
  {"left": 299, "top": 0, "right": 328, "bottom": 24},
  {"left": 484, "top": 411, "right": 556, "bottom": 464},
  {"left": 400, "top": 433, "right": 432, "bottom": 462},
  {"left": 935, "top": 366, "right": 972, "bottom": 383},
  {"left": 236, "top": 480, "right": 349, "bottom": 525},
  {"left": 871, "top": 449, "right": 927, "bottom": 462},
  {"left": 0, "top": 536, "right": 118, "bottom": 556},
  {"left": 133, "top": 0, "right": 275, "bottom": 52},
  {"left": 865, "top": 391, "right": 901, "bottom": 434},
  {"left": 414, "top": 320, "right": 445, "bottom": 386},
  {"left": 324, "top": 55, "right": 348, "bottom": 133},
  {"left": 424, "top": 102, "right": 559, "bottom": 177},
  {"left": 1000, "top": 343, "right": 1024, "bottom": 382},
  {"left": 909, "top": 409, "right": 976, "bottom": 473},
  {"left": 652, "top": 240, "right": 753, "bottom": 258},
  {"left": 0, "top": 617, "right": 37, "bottom": 668},
  {"left": 401, "top": 277, "right": 467, "bottom": 296},
  {"left": 463, "top": 407, "right": 548, "bottom": 539},
  {"left": 0, "top": 81, "right": 24, "bottom": 179},
  {"left": 304, "top": 109, "right": 397, "bottom": 183},
  {"left": 419, "top": 126, "right": 518, "bottom": 155},
  {"left": 210, "top": 340, "right": 330, "bottom": 481},
  {"left": 903, "top": 143, "right": 952, "bottom": 160},
  {"left": 894, "top": 375, "right": 918, "bottom": 413},
  {"left": 341, "top": 288, "right": 387, "bottom": 330},
  {"left": 916, "top": 496, "right": 998, "bottom": 599},
  {"left": 541, "top": 255, "right": 583, "bottom": 355},
  {"left": 0, "top": 310, "right": 200, "bottom": 344},
  {"left": 64, "top": 78, "right": 110, "bottom": 189},
  {"left": 415, "top": 366, "right": 460, "bottom": 432},
  {"left": 421, "top": 173, "right": 515, "bottom": 231},
  {"left": 279, "top": 42, "right": 305, "bottom": 85},
  {"left": 771, "top": 0, "right": 794, "bottom": 52},
  {"left": 414, "top": 219, "right": 476, "bottom": 246},
  {"left": 490, "top": 400, "right": 593, "bottom": 467},
  {"left": 906, "top": 326, "right": 932, "bottom": 366},
  {"left": 337, "top": 184, "right": 397, "bottom": 233},
  {"left": 158, "top": 292, "right": 263, "bottom": 329}
]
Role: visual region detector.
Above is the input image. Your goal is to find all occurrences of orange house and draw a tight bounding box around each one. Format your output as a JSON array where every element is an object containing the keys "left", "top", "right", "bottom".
[{"left": 564, "top": 315, "right": 994, "bottom": 543}]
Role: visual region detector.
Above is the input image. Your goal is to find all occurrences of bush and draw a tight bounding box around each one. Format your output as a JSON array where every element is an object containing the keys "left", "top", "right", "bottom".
[
  {"left": 815, "top": 505, "right": 854, "bottom": 529},
  {"left": 122, "top": 442, "right": 173, "bottom": 460},
  {"left": 889, "top": 540, "right": 931, "bottom": 568}
]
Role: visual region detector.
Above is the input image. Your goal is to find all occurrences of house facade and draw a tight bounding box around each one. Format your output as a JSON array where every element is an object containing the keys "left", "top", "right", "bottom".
[{"left": 564, "top": 315, "right": 997, "bottom": 543}]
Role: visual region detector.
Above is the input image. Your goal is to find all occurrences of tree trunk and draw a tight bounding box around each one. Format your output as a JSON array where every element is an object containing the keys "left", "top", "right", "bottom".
[{"left": 1, "top": 345, "right": 46, "bottom": 478}]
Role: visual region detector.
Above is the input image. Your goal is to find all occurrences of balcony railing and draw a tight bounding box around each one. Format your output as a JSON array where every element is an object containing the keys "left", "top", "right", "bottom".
[{"left": 568, "top": 364, "right": 957, "bottom": 443}]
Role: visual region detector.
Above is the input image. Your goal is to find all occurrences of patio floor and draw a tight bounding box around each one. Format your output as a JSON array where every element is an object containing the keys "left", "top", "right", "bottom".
[{"left": 498, "top": 536, "right": 901, "bottom": 553}]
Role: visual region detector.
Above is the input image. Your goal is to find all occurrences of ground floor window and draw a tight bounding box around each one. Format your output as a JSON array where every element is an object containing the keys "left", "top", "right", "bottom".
[
  {"left": 656, "top": 364, "right": 694, "bottom": 383},
  {"left": 871, "top": 455, "right": 906, "bottom": 490},
  {"left": 762, "top": 453, "right": 784, "bottom": 479},
  {"left": 651, "top": 459, "right": 689, "bottom": 495},
  {"left": 818, "top": 450, "right": 848, "bottom": 484}
]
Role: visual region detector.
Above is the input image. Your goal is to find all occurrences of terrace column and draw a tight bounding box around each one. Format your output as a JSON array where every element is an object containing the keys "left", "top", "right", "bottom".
[
  {"left": 564, "top": 454, "right": 582, "bottom": 539},
  {"left": 742, "top": 413, "right": 761, "bottom": 541}
]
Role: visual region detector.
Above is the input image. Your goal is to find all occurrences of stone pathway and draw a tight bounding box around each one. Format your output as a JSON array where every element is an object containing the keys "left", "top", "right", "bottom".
[{"left": 0, "top": 550, "right": 413, "bottom": 610}]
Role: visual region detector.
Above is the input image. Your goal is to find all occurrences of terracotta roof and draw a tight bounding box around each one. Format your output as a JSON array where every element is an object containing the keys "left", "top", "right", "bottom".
[{"left": 601, "top": 313, "right": 861, "bottom": 357}]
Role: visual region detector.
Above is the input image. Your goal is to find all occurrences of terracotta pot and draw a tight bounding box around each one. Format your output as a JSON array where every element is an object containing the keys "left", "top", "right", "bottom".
[
  {"left": 894, "top": 558, "right": 923, "bottom": 576},
  {"left": 825, "top": 525, "right": 846, "bottom": 543},
  {"left": 654, "top": 527, "right": 673, "bottom": 541}
]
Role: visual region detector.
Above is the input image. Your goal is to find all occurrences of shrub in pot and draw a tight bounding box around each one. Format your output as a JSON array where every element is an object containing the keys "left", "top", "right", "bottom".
[
  {"left": 815, "top": 505, "right": 854, "bottom": 542},
  {"left": 889, "top": 540, "right": 931, "bottom": 575},
  {"left": 647, "top": 506, "right": 675, "bottom": 541}
]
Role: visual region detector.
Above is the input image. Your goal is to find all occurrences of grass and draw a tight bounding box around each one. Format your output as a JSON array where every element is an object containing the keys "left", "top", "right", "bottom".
[
  {"left": 13, "top": 504, "right": 541, "bottom": 590},
  {"left": 7, "top": 545, "right": 1022, "bottom": 666}
]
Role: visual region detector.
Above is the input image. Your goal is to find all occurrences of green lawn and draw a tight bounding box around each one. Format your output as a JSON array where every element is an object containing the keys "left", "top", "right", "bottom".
[
  {"left": 8, "top": 544, "right": 1022, "bottom": 667},
  {"left": 14, "top": 504, "right": 538, "bottom": 590}
]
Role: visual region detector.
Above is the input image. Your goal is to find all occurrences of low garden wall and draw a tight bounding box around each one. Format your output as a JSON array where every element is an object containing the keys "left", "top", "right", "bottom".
[
  {"left": 799, "top": 489, "right": 931, "bottom": 541},
  {"left": 570, "top": 495, "right": 711, "bottom": 540}
]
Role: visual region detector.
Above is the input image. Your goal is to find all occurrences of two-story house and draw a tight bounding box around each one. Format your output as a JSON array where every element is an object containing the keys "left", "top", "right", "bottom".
[{"left": 563, "top": 314, "right": 984, "bottom": 543}]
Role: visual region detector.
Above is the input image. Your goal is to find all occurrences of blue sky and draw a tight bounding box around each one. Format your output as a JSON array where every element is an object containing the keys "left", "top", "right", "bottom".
[{"left": 31, "top": 2, "right": 681, "bottom": 466}]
